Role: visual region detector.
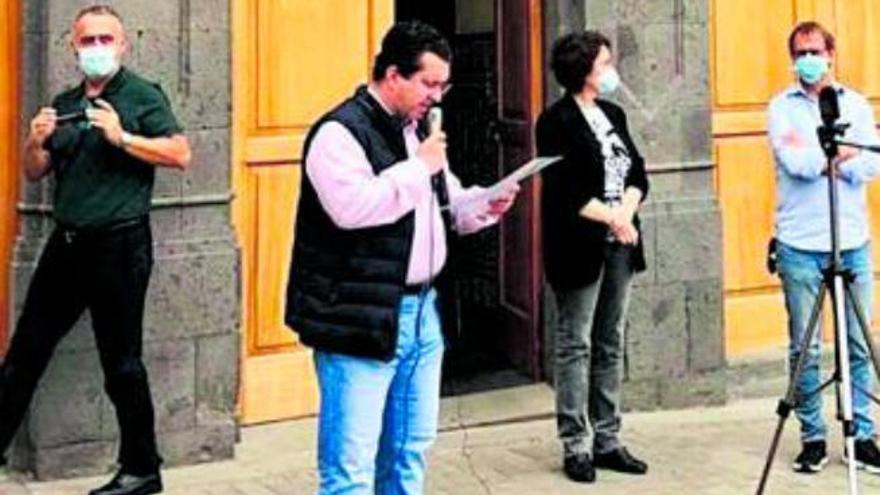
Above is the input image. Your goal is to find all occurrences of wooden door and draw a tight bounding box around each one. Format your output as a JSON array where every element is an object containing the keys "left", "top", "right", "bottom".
[
  {"left": 495, "top": 0, "right": 544, "bottom": 379},
  {"left": 0, "top": 0, "right": 20, "bottom": 356},
  {"left": 232, "top": 0, "right": 394, "bottom": 424},
  {"left": 712, "top": 0, "right": 880, "bottom": 357}
]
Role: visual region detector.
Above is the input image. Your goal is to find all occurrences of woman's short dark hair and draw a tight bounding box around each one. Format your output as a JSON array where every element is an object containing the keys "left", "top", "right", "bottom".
[
  {"left": 550, "top": 31, "right": 611, "bottom": 93},
  {"left": 372, "top": 21, "right": 452, "bottom": 82}
]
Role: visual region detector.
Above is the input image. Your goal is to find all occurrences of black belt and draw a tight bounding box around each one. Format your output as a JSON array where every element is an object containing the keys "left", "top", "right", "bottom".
[
  {"left": 56, "top": 216, "right": 148, "bottom": 243},
  {"left": 402, "top": 283, "right": 430, "bottom": 295}
]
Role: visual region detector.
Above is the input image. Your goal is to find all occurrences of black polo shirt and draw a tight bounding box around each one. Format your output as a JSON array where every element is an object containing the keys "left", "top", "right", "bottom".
[{"left": 46, "top": 67, "right": 183, "bottom": 228}]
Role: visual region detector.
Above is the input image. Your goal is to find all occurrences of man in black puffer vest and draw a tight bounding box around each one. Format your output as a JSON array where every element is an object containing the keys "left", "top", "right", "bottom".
[{"left": 285, "top": 21, "right": 518, "bottom": 494}]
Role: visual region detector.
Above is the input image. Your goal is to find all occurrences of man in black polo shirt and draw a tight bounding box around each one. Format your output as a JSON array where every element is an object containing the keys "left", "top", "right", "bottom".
[{"left": 0, "top": 5, "right": 191, "bottom": 495}]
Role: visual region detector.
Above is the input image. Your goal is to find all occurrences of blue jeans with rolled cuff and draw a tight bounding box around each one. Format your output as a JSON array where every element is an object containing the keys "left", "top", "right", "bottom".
[
  {"left": 777, "top": 241, "right": 875, "bottom": 443},
  {"left": 314, "top": 289, "right": 444, "bottom": 495}
]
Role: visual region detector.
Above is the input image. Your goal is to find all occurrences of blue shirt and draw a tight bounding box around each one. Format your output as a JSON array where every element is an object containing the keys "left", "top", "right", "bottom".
[{"left": 768, "top": 82, "right": 880, "bottom": 251}]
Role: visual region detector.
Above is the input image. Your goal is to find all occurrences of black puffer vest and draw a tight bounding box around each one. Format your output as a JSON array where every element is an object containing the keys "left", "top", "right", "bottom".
[{"left": 285, "top": 86, "right": 417, "bottom": 361}]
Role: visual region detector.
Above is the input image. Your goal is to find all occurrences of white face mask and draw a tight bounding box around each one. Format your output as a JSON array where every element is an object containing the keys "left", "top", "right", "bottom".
[
  {"left": 794, "top": 54, "right": 830, "bottom": 85},
  {"left": 597, "top": 67, "right": 621, "bottom": 95},
  {"left": 78, "top": 45, "right": 119, "bottom": 80}
]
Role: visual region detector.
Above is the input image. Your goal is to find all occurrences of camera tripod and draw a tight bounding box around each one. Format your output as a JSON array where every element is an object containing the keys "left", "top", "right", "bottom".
[{"left": 755, "top": 104, "right": 880, "bottom": 495}]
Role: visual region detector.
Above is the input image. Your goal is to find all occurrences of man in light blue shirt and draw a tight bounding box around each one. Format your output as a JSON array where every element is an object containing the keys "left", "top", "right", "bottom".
[{"left": 768, "top": 20, "right": 880, "bottom": 475}]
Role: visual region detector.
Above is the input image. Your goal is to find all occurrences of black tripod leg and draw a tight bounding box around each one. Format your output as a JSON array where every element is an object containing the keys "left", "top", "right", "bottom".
[
  {"left": 808, "top": 375, "right": 838, "bottom": 398},
  {"left": 756, "top": 281, "right": 828, "bottom": 495},
  {"left": 852, "top": 383, "right": 880, "bottom": 407}
]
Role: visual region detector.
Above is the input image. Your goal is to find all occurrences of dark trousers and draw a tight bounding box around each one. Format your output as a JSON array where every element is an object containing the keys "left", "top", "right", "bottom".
[
  {"left": 553, "top": 243, "right": 634, "bottom": 457},
  {"left": 0, "top": 219, "right": 161, "bottom": 474}
]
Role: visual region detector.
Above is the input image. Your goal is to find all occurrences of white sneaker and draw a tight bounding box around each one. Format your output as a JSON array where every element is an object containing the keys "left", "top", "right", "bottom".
[{"left": 842, "top": 439, "right": 880, "bottom": 475}]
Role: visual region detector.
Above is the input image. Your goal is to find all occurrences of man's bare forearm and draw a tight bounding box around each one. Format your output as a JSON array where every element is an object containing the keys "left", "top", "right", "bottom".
[
  {"left": 123, "top": 134, "right": 192, "bottom": 169},
  {"left": 23, "top": 138, "right": 52, "bottom": 181}
]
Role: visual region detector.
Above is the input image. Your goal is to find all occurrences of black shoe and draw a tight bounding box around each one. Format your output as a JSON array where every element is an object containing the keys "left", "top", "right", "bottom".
[
  {"left": 563, "top": 453, "right": 596, "bottom": 483},
  {"left": 793, "top": 440, "right": 828, "bottom": 473},
  {"left": 89, "top": 471, "right": 163, "bottom": 495},
  {"left": 843, "top": 439, "right": 880, "bottom": 475},
  {"left": 594, "top": 447, "right": 648, "bottom": 474},
  {"left": 0, "top": 464, "right": 11, "bottom": 483}
]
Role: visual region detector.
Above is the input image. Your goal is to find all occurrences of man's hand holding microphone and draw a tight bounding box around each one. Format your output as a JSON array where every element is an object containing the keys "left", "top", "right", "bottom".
[
  {"left": 416, "top": 106, "right": 517, "bottom": 220},
  {"left": 417, "top": 106, "right": 448, "bottom": 176}
]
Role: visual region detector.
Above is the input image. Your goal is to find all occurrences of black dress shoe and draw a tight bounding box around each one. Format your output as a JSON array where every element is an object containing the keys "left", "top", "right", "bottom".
[
  {"left": 0, "top": 464, "right": 12, "bottom": 483},
  {"left": 88, "top": 471, "right": 163, "bottom": 495},
  {"left": 594, "top": 447, "right": 648, "bottom": 474},
  {"left": 563, "top": 453, "right": 596, "bottom": 483}
]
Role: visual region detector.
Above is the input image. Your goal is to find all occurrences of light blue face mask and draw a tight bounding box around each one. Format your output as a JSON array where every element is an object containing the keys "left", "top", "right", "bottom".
[
  {"left": 78, "top": 45, "right": 119, "bottom": 80},
  {"left": 598, "top": 68, "right": 621, "bottom": 95},
  {"left": 794, "top": 54, "right": 829, "bottom": 85}
]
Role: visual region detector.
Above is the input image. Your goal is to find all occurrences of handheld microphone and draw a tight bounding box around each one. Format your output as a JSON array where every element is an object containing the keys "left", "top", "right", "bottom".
[
  {"left": 426, "top": 106, "right": 452, "bottom": 230},
  {"left": 428, "top": 106, "right": 443, "bottom": 134}
]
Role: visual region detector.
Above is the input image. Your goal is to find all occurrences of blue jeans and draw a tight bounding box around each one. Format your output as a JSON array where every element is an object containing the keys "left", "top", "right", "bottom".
[
  {"left": 777, "top": 241, "right": 875, "bottom": 442},
  {"left": 314, "top": 290, "right": 444, "bottom": 495}
]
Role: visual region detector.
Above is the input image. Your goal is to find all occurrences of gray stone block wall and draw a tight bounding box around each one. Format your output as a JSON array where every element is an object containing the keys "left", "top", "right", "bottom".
[
  {"left": 8, "top": 1, "right": 238, "bottom": 480},
  {"left": 542, "top": 0, "right": 725, "bottom": 409}
]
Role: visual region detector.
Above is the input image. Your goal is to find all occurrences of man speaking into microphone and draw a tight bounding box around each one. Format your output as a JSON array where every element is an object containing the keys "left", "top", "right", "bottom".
[
  {"left": 284, "top": 21, "right": 517, "bottom": 494},
  {"left": 769, "top": 20, "right": 880, "bottom": 475}
]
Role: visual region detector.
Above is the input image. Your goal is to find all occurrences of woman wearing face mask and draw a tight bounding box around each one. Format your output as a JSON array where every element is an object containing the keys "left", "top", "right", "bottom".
[{"left": 536, "top": 31, "right": 649, "bottom": 484}]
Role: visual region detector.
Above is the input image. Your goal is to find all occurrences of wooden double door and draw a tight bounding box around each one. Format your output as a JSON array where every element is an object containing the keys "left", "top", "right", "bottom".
[
  {"left": 233, "top": 0, "right": 544, "bottom": 424},
  {"left": 712, "top": 0, "right": 880, "bottom": 356}
]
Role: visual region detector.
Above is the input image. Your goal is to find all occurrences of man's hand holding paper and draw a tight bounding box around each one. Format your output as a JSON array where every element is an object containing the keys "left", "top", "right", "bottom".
[{"left": 451, "top": 155, "right": 561, "bottom": 220}]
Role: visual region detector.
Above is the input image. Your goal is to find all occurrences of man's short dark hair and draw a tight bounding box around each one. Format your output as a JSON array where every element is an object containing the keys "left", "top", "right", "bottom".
[
  {"left": 372, "top": 21, "right": 451, "bottom": 82},
  {"left": 788, "top": 21, "right": 835, "bottom": 56},
  {"left": 550, "top": 31, "right": 611, "bottom": 94},
  {"left": 74, "top": 4, "right": 124, "bottom": 23}
]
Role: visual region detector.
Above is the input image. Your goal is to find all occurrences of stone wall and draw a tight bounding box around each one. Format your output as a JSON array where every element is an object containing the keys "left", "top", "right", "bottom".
[
  {"left": 8, "top": 0, "right": 238, "bottom": 480},
  {"left": 542, "top": 0, "right": 726, "bottom": 409}
]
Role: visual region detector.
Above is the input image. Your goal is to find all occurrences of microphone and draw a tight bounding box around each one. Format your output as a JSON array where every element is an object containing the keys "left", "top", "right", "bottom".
[
  {"left": 816, "top": 86, "right": 848, "bottom": 159},
  {"left": 428, "top": 106, "right": 443, "bottom": 134},
  {"left": 427, "top": 106, "right": 453, "bottom": 230},
  {"left": 816, "top": 86, "right": 880, "bottom": 155},
  {"left": 818, "top": 85, "right": 840, "bottom": 127}
]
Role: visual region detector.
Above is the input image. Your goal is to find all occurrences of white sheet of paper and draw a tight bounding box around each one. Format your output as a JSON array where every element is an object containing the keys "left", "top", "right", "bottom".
[
  {"left": 487, "top": 155, "right": 562, "bottom": 195},
  {"left": 451, "top": 156, "right": 563, "bottom": 215}
]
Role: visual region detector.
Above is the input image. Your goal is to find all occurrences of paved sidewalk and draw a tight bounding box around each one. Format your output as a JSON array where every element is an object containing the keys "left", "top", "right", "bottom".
[{"left": 3, "top": 387, "right": 880, "bottom": 494}]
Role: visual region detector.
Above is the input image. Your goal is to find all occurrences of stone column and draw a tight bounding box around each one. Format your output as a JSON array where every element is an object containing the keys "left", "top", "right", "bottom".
[
  {"left": 542, "top": 0, "right": 726, "bottom": 409},
  {"left": 9, "top": 1, "right": 239, "bottom": 479}
]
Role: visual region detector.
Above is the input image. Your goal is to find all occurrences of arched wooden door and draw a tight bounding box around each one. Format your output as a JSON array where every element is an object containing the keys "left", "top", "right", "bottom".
[{"left": 0, "top": 0, "right": 20, "bottom": 356}]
